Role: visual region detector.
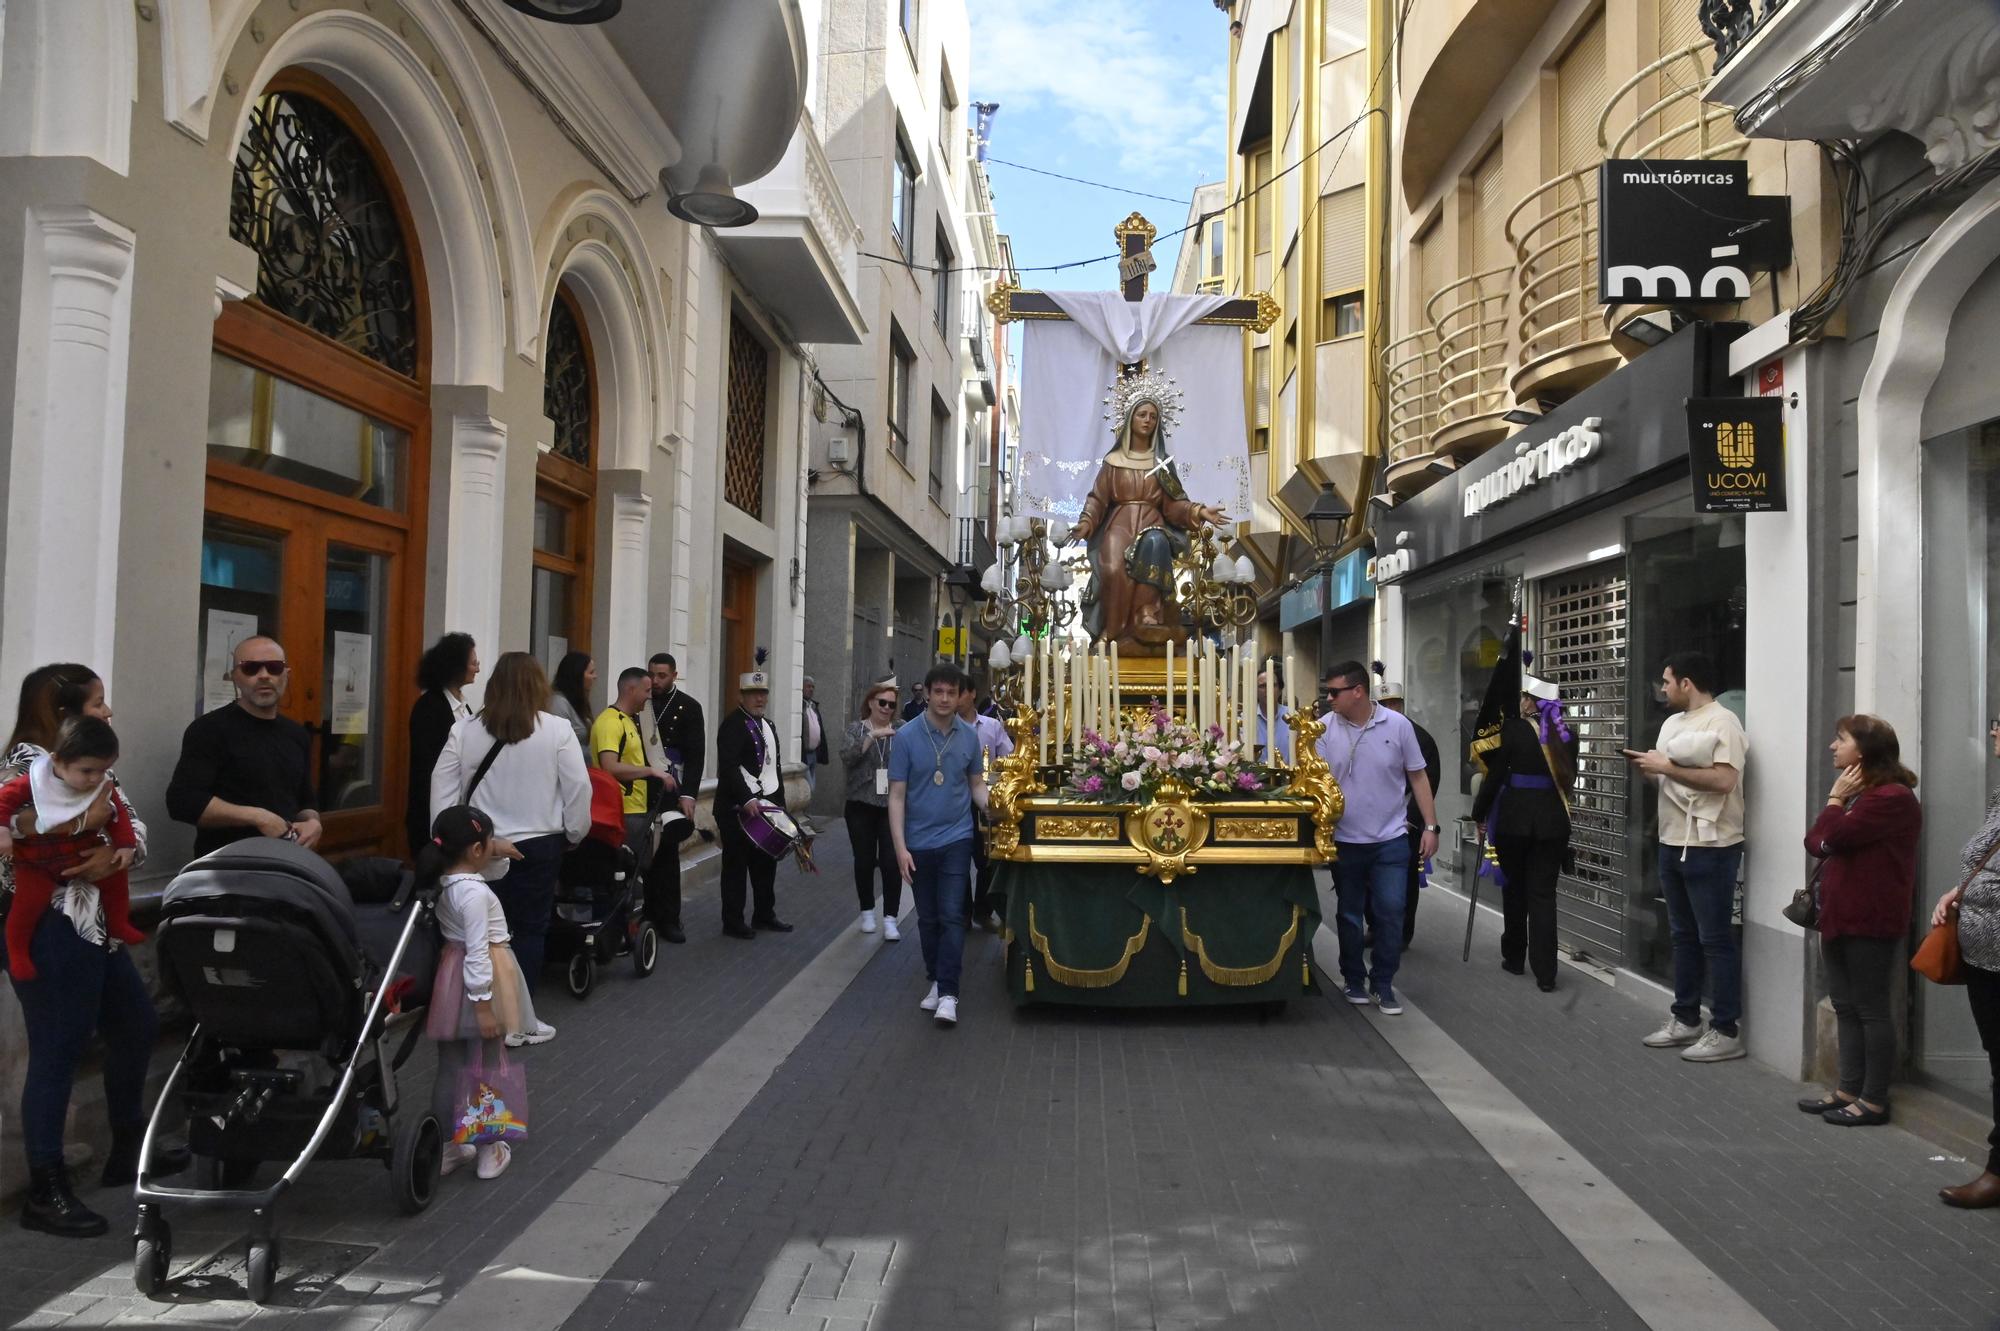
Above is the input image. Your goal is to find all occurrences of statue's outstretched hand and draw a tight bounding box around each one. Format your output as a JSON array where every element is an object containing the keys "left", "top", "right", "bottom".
[{"left": 1198, "top": 504, "right": 1231, "bottom": 527}]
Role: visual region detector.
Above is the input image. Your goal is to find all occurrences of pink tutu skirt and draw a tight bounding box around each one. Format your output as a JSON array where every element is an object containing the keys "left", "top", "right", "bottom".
[{"left": 427, "top": 941, "right": 539, "bottom": 1041}]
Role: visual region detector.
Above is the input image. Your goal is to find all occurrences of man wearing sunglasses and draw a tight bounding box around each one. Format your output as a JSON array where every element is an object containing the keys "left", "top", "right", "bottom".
[{"left": 166, "top": 636, "right": 320, "bottom": 858}]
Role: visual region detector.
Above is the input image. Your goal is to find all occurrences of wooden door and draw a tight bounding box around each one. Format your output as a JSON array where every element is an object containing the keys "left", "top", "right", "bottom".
[{"left": 721, "top": 560, "right": 757, "bottom": 703}]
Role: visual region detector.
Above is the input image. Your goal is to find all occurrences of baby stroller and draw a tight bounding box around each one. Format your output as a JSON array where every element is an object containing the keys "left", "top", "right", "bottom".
[
  {"left": 135, "top": 838, "right": 442, "bottom": 1304},
  {"left": 548, "top": 773, "right": 658, "bottom": 997}
]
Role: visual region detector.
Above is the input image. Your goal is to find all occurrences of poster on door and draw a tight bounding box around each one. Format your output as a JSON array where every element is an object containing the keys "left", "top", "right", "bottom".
[
  {"left": 203, "top": 610, "right": 261, "bottom": 713},
  {"left": 330, "top": 631, "right": 373, "bottom": 735}
]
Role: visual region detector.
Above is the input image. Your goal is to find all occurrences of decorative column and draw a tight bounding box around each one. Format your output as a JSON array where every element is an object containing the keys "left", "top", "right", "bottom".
[
  {"left": 606, "top": 489, "right": 653, "bottom": 685},
  {"left": 2, "top": 206, "right": 137, "bottom": 694},
  {"left": 444, "top": 413, "right": 507, "bottom": 702}
]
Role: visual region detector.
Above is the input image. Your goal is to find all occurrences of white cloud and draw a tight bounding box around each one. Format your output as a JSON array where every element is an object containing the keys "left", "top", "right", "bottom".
[{"left": 967, "top": 0, "right": 1228, "bottom": 181}]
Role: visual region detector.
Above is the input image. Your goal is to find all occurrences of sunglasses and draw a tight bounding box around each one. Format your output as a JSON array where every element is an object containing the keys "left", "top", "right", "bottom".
[
  {"left": 236, "top": 659, "right": 288, "bottom": 677},
  {"left": 874, "top": 698, "right": 897, "bottom": 707}
]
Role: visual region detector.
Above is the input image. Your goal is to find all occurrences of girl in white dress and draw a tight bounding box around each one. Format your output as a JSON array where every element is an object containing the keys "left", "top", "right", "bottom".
[{"left": 422, "top": 804, "right": 533, "bottom": 1180}]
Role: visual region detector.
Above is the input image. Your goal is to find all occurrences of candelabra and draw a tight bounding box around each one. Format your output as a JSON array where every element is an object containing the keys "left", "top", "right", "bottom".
[
  {"left": 979, "top": 515, "right": 1081, "bottom": 706},
  {"left": 1174, "top": 523, "right": 1257, "bottom": 632}
]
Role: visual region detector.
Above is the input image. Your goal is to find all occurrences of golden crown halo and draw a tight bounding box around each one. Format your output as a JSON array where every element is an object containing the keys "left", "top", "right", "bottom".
[{"left": 1101, "top": 367, "right": 1184, "bottom": 436}]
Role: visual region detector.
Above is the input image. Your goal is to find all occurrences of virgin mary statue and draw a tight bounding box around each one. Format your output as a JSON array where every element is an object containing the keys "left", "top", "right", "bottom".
[{"left": 1068, "top": 369, "right": 1229, "bottom": 651}]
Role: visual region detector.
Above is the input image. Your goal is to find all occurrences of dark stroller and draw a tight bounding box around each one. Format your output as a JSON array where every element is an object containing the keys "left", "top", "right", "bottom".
[
  {"left": 548, "top": 832, "right": 657, "bottom": 998},
  {"left": 135, "top": 839, "right": 442, "bottom": 1303}
]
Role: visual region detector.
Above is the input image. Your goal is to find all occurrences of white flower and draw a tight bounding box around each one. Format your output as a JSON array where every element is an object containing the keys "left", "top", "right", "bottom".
[
  {"left": 1174, "top": 750, "right": 1198, "bottom": 769},
  {"left": 1120, "top": 770, "right": 1142, "bottom": 791},
  {"left": 1141, "top": 746, "right": 1163, "bottom": 764}
]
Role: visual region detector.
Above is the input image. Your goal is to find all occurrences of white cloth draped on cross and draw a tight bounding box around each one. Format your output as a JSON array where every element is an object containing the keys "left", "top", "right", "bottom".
[{"left": 1017, "top": 290, "right": 1252, "bottom": 519}]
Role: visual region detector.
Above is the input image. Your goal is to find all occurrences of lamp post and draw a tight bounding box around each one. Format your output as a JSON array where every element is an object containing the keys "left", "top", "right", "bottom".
[
  {"left": 1303, "top": 485, "right": 1353, "bottom": 687},
  {"left": 942, "top": 565, "right": 979, "bottom": 671}
]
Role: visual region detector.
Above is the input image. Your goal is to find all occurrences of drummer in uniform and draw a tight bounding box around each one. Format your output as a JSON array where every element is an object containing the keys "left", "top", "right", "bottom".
[
  {"left": 641, "top": 652, "right": 703, "bottom": 945},
  {"left": 714, "top": 660, "right": 792, "bottom": 939}
]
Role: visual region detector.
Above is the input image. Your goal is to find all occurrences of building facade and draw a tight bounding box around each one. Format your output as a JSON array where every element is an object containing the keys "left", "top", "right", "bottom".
[
  {"left": 802, "top": 0, "right": 996, "bottom": 812},
  {"left": 0, "top": 0, "right": 861, "bottom": 1190},
  {"left": 1216, "top": 0, "right": 1387, "bottom": 681}
]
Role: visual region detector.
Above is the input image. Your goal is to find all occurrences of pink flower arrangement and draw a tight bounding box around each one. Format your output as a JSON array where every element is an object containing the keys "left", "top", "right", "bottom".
[{"left": 1063, "top": 705, "right": 1272, "bottom": 803}]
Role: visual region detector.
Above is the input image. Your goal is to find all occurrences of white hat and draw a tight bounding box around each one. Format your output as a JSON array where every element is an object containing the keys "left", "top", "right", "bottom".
[
  {"left": 740, "top": 671, "right": 770, "bottom": 692},
  {"left": 1377, "top": 680, "right": 1407, "bottom": 701},
  {"left": 1523, "top": 673, "right": 1559, "bottom": 701}
]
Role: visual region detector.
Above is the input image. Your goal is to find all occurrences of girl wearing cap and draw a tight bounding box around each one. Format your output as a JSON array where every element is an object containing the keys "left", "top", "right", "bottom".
[{"left": 1471, "top": 675, "right": 1579, "bottom": 991}]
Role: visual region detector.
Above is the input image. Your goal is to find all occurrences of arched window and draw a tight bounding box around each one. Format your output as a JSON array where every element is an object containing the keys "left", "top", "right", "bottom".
[
  {"left": 533, "top": 284, "right": 597, "bottom": 675},
  {"left": 202, "top": 74, "right": 430, "bottom": 857}
]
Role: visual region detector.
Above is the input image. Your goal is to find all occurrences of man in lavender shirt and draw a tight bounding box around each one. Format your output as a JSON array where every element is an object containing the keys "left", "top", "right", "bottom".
[{"left": 1316, "top": 661, "right": 1441, "bottom": 1014}]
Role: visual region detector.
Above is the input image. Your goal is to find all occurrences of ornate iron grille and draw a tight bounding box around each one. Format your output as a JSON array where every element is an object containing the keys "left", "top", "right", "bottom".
[
  {"left": 1538, "top": 565, "right": 1631, "bottom": 964},
  {"left": 229, "top": 91, "right": 418, "bottom": 377},
  {"left": 724, "top": 317, "right": 768, "bottom": 518},
  {"left": 543, "top": 294, "right": 593, "bottom": 466}
]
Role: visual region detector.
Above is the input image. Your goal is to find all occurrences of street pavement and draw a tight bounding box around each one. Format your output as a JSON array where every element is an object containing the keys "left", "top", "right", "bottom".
[{"left": 3, "top": 830, "right": 1998, "bottom": 1330}]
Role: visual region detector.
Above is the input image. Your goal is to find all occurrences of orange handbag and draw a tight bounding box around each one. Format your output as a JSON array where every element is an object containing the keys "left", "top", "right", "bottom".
[{"left": 1913, "top": 839, "right": 2000, "bottom": 986}]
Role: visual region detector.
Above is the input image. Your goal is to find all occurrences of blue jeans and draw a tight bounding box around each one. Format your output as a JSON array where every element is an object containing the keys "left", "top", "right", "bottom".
[
  {"left": 493, "top": 833, "right": 566, "bottom": 993},
  {"left": 13, "top": 912, "right": 159, "bottom": 1170},
  {"left": 910, "top": 839, "right": 972, "bottom": 999},
  {"left": 1659, "top": 844, "right": 1744, "bottom": 1035},
  {"left": 1333, "top": 837, "right": 1412, "bottom": 992}
]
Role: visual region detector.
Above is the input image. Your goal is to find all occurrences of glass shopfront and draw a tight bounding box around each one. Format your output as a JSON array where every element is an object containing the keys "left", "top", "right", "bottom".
[{"left": 1918, "top": 419, "right": 2000, "bottom": 1104}]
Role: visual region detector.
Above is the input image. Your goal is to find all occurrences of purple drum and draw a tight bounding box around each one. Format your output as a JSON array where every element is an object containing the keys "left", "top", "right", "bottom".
[{"left": 737, "top": 799, "right": 801, "bottom": 860}]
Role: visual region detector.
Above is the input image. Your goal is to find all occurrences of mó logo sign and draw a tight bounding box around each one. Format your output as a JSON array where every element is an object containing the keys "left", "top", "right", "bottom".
[{"left": 1463, "top": 418, "right": 1603, "bottom": 518}]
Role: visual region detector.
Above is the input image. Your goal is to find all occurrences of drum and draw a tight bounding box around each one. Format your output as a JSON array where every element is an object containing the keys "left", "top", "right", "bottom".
[{"left": 736, "top": 799, "right": 801, "bottom": 860}]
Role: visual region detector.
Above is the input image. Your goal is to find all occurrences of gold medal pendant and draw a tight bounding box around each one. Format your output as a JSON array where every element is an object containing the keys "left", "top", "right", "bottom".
[{"left": 934, "top": 769, "right": 945, "bottom": 786}]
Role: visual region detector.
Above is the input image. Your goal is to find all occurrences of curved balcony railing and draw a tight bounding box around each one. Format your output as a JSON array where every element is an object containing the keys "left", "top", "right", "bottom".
[
  {"left": 1599, "top": 43, "right": 1750, "bottom": 162},
  {"left": 1425, "top": 266, "right": 1512, "bottom": 456},
  {"left": 1386, "top": 327, "right": 1439, "bottom": 468},
  {"left": 1503, "top": 166, "right": 1607, "bottom": 396}
]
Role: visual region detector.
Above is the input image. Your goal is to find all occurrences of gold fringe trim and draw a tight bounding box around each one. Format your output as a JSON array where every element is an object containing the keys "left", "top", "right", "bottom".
[
  {"left": 1026, "top": 902, "right": 1149, "bottom": 988},
  {"left": 1180, "top": 904, "right": 1303, "bottom": 987}
]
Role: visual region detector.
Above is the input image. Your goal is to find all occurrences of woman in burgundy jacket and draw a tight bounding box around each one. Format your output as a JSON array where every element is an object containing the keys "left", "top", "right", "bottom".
[{"left": 1799, "top": 714, "right": 1922, "bottom": 1126}]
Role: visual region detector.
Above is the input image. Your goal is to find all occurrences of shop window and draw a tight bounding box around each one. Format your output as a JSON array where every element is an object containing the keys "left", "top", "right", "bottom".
[
  {"left": 209, "top": 74, "right": 427, "bottom": 858},
  {"left": 533, "top": 283, "right": 597, "bottom": 673}
]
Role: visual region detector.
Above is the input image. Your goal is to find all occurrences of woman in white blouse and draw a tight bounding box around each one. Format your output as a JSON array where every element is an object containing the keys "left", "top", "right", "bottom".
[{"left": 431, "top": 652, "right": 590, "bottom": 1027}]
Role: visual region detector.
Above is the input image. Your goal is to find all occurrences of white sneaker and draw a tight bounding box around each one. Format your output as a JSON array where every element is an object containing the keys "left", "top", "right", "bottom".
[
  {"left": 474, "top": 1142, "right": 511, "bottom": 1180},
  {"left": 935, "top": 996, "right": 958, "bottom": 1027},
  {"left": 884, "top": 916, "right": 901, "bottom": 942},
  {"left": 860, "top": 909, "right": 877, "bottom": 934},
  {"left": 1681, "top": 1028, "right": 1747, "bottom": 1062},
  {"left": 439, "top": 1143, "right": 476, "bottom": 1177},
  {"left": 919, "top": 982, "right": 940, "bottom": 1012},
  {"left": 1642, "top": 1017, "right": 1703, "bottom": 1048},
  {"left": 505, "top": 1021, "right": 556, "bottom": 1049}
]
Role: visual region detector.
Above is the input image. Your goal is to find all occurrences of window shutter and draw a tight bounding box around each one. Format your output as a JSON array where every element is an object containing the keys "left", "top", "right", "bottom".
[
  {"left": 1556, "top": 12, "right": 1607, "bottom": 174},
  {"left": 1319, "top": 187, "right": 1365, "bottom": 296}
]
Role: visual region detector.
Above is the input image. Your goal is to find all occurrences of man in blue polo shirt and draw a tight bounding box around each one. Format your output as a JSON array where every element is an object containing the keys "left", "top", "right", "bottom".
[
  {"left": 1316, "top": 660, "right": 1440, "bottom": 1014},
  {"left": 889, "top": 664, "right": 990, "bottom": 1028}
]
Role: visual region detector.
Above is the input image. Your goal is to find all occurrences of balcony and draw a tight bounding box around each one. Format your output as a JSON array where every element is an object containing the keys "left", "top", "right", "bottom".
[
  {"left": 1425, "top": 267, "right": 1512, "bottom": 460},
  {"left": 712, "top": 112, "right": 866, "bottom": 345},
  {"left": 963, "top": 305, "right": 995, "bottom": 409},
  {"left": 1705, "top": 0, "right": 1999, "bottom": 175},
  {"left": 1383, "top": 328, "right": 1444, "bottom": 497}
]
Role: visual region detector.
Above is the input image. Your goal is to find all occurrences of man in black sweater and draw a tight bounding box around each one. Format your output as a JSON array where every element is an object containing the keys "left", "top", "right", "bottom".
[
  {"left": 641, "top": 651, "right": 704, "bottom": 945},
  {"left": 166, "top": 636, "right": 319, "bottom": 858}
]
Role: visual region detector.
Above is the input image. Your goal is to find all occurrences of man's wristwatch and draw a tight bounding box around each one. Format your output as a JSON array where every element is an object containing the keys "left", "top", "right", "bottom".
[{"left": 1424, "top": 824, "right": 1442, "bottom": 834}]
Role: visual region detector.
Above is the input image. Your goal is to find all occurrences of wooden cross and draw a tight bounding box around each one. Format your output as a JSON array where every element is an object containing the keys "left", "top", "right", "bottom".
[{"left": 988, "top": 212, "right": 1279, "bottom": 332}]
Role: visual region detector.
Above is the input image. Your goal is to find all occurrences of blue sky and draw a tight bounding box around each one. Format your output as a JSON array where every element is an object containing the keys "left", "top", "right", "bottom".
[{"left": 967, "top": 0, "right": 1232, "bottom": 289}]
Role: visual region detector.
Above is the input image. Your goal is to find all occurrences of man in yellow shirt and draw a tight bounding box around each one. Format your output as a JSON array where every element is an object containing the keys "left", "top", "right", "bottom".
[{"left": 591, "top": 667, "right": 676, "bottom": 858}]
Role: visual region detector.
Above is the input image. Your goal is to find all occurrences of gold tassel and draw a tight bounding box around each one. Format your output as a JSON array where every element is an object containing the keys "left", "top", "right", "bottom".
[
  {"left": 1302, "top": 950, "right": 1311, "bottom": 989},
  {"left": 1178, "top": 958, "right": 1188, "bottom": 996},
  {"left": 1025, "top": 955, "right": 1034, "bottom": 992}
]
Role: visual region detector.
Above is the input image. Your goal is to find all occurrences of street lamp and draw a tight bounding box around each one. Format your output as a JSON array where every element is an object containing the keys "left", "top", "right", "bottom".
[
  {"left": 1303, "top": 484, "right": 1353, "bottom": 687},
  {"left": 942, "top": 566, "right": 979, "bottom": 667},
  {"left": 501, "top": 0, "right": 622, "bottom": 22}
]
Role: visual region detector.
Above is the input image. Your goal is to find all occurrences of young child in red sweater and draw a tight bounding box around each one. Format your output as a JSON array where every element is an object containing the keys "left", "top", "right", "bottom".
[{"left": 0, "top": 716, "right": 143, "bottom": 978}]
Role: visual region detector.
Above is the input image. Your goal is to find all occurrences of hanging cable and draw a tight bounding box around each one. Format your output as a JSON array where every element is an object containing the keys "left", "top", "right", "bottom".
[{"left": 985, "top": 157, "right": 1197, "bottom": 207}]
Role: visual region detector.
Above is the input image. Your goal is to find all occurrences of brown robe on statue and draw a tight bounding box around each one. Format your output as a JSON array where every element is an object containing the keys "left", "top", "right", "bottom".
[{"left": 1072, "top": 460, "right": 1200, "bottom": 649}]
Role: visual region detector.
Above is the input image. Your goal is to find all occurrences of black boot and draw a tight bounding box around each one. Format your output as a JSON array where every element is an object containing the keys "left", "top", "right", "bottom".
[
  {"left": 20, "top": 1164, "right": 108, "bottom": 1237},
  {"left": 99, "top": 1127, "right": 189, "bottom": 1188}
]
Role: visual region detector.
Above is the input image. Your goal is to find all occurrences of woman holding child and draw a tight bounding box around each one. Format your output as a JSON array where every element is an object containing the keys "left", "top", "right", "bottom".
[{"left": 2, "top": 663, "right": 186, "bottom": 1237}]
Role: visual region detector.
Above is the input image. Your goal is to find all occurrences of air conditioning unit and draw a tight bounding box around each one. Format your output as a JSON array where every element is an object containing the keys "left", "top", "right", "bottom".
[{"left": 826, "top": 427, "right": 853, "bottom": 467}]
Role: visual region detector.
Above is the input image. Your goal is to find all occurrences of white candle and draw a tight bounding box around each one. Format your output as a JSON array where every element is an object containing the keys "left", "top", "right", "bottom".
[
  {"left": 1200, "top": 643, "right": 1212, "bottom": 735},
  {"left": 1041, "top": 646, "right": 1052, "bottom": 764},
  {"left": 1226, "top": 644, "right": 1238, "bottom": 744},
  {"left": 1244, "top": 649, "right": 1257, "bottom": 752},
  {"left": 1097, "top": 651, "right": 1108, "bottom": 738},
  {"left": 1266, "top": 657, "right": 1278, "bottom": 763},
  {"left": 1110, "top": 643, "right": 1121, "bottom": 730},
  {"left": 1163, "top": 639, "right": 1173, "bottom": 720},
  {"left": 1024, "top": 645, "right": 1035, "bottom": 713},
  {"left": 1285, "top": 653, "right": 1297, "bottom": 719}
]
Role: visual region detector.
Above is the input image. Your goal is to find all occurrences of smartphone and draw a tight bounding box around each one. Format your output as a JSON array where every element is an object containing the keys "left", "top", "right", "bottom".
[{"left": 1620, "top": 747, "right": 1645, "bottom": 760}]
